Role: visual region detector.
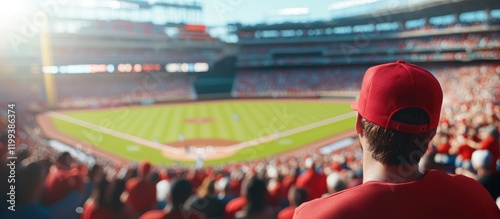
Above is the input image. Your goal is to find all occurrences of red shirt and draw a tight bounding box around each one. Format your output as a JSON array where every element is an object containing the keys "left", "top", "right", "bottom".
[
  {"left": 125, "top": 177, "right": 157, "bottom": 214},
  {"left": 294, "top": 170, "right": 500, "bottom": 219},
  {"left": 295, "top": 169, "right": 327, "bottom": 200},
  {"left": 43, "top": 166, "right": 83, "bottom": 205},
  {"left": 139, "top": 210, "right": 204, "bottom": 219},
  {"left": 268, "top": 180, "right": 282, "bottom": 207},
  {"left": 436, "top": 143, "right": 451, "bottom": 154},
  {"left": 457, "top": 144, "right": 475, "bottom": 161},
  {"left": 479, "top": 136, "right": 500, "bottom": 172},
  {"left": 280, "top": 175, "right": 297, "bottom": 198},
  {"left": 277, "top": 206, "right": 295, "bottom": 219},
  {"left": 81, "top": 202, "right": 133, "bottom": 219},
  {"left": 224, "top": 196, "right": 246, "bottom": 219}
]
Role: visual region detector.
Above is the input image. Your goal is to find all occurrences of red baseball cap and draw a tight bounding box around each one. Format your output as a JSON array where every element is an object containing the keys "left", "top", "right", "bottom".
[{"left": 351, "top": 60, "right": 443, "bottom": 134}]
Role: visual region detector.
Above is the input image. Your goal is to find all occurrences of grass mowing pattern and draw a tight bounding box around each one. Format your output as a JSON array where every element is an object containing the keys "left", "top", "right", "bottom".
[{"left": 51, "top": 101, "right": 354, "bottom": 165}]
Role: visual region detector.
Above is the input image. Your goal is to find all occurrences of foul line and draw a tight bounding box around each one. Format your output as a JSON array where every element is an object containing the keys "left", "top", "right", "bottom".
[{"left": 45, "top": 111, "right": 356, "bottom": 156}]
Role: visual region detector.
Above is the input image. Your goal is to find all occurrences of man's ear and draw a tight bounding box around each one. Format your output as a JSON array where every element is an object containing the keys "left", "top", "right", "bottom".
[{"left": 355, "top": 114, "right": 363, "bottom": 135}]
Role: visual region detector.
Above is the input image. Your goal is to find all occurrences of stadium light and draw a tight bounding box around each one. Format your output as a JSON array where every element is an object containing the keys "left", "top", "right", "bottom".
[
  {"left": 328, "top": 0, "right": 378, "bottom": 11},
  {"left": 134, "top": 64, "right": 142, "bottom": 73},
  {"left": 59, "top": 0, "right": 140, "bottom": 10},
  {"left": 107, "top": 64, "right": 115, "bottom": 73},
  {"left": 42, "top": 66, "right": 58, "bottom": 74},
  {"left": 277, "top": 7, "right": 310, "bottom": 16}
]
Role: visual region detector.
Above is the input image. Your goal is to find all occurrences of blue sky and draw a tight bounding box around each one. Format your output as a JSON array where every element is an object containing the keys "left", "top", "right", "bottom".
[{"left": 198, "top": 0, "right": 335, "bottom": 25}]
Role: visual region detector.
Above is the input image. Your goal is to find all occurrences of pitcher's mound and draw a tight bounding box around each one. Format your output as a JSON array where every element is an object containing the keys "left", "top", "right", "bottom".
[{"left": 185, "top": 117, "right": 214, "bottom": 124}]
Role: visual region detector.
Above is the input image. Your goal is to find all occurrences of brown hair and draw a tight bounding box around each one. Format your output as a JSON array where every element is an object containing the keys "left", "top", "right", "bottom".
[{"left": 361, "top": 108, "right": 436, "bottom": 165}]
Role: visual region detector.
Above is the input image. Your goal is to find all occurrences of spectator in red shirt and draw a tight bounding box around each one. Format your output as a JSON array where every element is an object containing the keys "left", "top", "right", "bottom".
[
  {"left": 450, "top": 134, "right": 475, "bottom": 173},
  {"left": 124, "top": 161, "right": 157, "bottom": 216},
  {"left": 140, "top": 179, "right": 204, "bottom": 219},
  {"left": 280, "top": 167, "right": 299, "bottom": 200},
  {"left": 224, "top": 177, "right": 247, "bottom": 219},
  {"left": 42, "top": 152, "right": 84, "bottom": 206},
  {"left": 277, "top": 186, "right": 307, "bottom": 219},
  {"left": 295, "top": 158, "right": 326, "bottom": 200},
  {"left": 266, "top": 166, "right": 283, "bottom": 207},
  {"left": 224, "top": 193, "right": 246, "bottom": 219},
  {"left": 294, "top": 61, "right": 500, "bottom": 219}
]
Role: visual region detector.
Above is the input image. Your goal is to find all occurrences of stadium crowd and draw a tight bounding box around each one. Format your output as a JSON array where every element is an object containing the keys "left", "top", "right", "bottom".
[
  {"left": 233, "top": 63, "right": 500, "bottom": 99},
  {"left": 240, "top": 32, "right": 500, "bottom": 55},
  {"left": 55, "top": 73, "right": 197, "bottom": 109},
  {"left": 233, "top": 67, "right": 364, "bottom": 97}
]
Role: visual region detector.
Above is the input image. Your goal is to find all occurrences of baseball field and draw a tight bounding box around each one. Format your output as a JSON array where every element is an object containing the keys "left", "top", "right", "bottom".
[{"left": 39, "top": 100, "right": 356, "bottom": 165}]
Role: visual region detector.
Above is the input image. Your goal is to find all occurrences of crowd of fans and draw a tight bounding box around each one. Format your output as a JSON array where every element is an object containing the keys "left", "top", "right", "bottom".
[
  {"left": 232, "top": 67, "right": 364, "bottom": 98},
  {"left": 55, "top": 73, "right": 197, "bottom": 109},
  {"left": 233, "top": 62, "right": 499, "bottom": 99},
  {"left": 237, "top": 32, "right": 500, "bottom": 67},
  {"left": 0, "top": 73, "right": 198, "bottom": 111},
  {"left": 238, "top": 18, "right": 500, "bottom": 40},
  {"left": 239, "top": 32, "right": 500, "bottom": 56}
]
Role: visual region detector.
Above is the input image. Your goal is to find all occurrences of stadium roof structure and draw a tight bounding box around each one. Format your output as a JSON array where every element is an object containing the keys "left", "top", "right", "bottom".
[{"left": 235, "top": 0, "right": 500, "bottom": 31}]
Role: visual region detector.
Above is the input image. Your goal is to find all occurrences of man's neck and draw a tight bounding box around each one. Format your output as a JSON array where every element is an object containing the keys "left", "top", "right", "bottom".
[{"left": 363, "top": 152, "right": 423, "bottom": 183}]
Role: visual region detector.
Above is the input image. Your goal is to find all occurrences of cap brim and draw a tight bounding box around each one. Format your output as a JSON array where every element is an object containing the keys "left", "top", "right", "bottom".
[{"left": 350, "top": 101, "right": 358, "bottom": 111}]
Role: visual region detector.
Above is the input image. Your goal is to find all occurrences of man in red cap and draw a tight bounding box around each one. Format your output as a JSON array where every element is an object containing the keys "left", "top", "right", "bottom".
[{"left": 293, "top": 61, "right": 500, "bottom": 219}]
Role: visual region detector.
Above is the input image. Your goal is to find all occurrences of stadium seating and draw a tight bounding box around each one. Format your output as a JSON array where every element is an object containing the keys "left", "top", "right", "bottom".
[
  {"left": 238, "top": 32, "right": 500, "bottom": 67},
  {"left": 232, "top": 67, "right": 365, "bottom": 98},
  {"left": 54, "top": 73, "right": 197, "bottom": 108}
]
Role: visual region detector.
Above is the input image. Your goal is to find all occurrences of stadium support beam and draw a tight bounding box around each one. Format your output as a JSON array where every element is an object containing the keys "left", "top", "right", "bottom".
[{"left": 40, "top": 27, "right": 58, "bottom": 108}]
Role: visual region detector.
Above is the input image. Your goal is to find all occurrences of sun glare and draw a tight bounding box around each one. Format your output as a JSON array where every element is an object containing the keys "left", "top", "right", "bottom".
[{"left": 0, "top": 0, "right": 36, "bottom": 30}]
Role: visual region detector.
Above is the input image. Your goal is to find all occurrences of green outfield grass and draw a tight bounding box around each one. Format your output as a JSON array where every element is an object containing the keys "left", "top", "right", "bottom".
[{"left": 49, "top": 101, "right": 355, "bottom": 165}]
